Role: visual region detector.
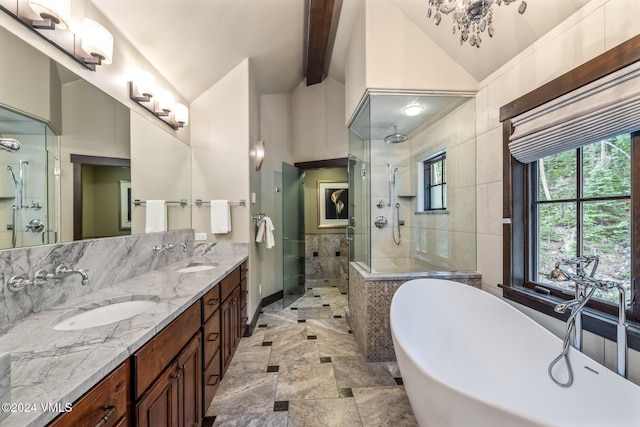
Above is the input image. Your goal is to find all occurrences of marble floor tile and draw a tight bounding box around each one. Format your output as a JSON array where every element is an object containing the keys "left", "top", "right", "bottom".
[
  {"left": 297, "top": 306, "right": 334, "bottom": 320},
  {"left": 268, "top": 339, "right": 320, "bottom": 366},
  {"left": 288, "top": 398, "right": 362, "bottom": 427},
  {"left": 236, "top": 328, "right": 267, "bottom": 352},
  {"left": 352, "top": 386, "right": 418, "bottom": 427},
  {"left": 224, "top": 347, "right": 271, "bottom": 376},
  {"left": 332, "top": 356, "right": 398, "bottom": 388},
  {"left": 306, "top": 318, "right": 351, "bottom": 337},
  {"left": 382, "top": 361, "right": 402, "bottom": 378},
  {"left": 212, "top": 412, "right": 288, "bottom": 426},
  {"left": 264, "top": 323, "right": 307, "bottom": 342},
  {"left": 259, "top": 310, "right": 299, "bottom": 327},
  {"left": 317, "top": 334, "right": 363, "bottom": 358},
  {"left": 275, "top": 363, "right": 339, "bottom": 401},
  {"left": 206, "top": 373, "right": 278, "bottom": 416}
]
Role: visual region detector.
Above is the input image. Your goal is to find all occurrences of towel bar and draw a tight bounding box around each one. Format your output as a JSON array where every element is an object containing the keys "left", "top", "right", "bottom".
[
  {"left": 194, "top": 199, "right": 246, "bottom": 207},
  {"left": 134, "top": 199, "right": 188, "bottom": 207}
]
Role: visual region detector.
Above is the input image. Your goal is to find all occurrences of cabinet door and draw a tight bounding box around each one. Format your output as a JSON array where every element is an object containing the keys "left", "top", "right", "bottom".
[
  {"left": 220, "top": 299, "right": 234, "bottom": 375},
  {"left": 177, "top": 334, "right": 202, "bottom": 427},
  {"left": 48, "top": 362, "right": 129, "bottom": 427},
  {"left": 136, "top": 363, "right": 179, "bottom": 427},
  {"left": 232, "top": 287, "right": 242, "bottom": 350}
]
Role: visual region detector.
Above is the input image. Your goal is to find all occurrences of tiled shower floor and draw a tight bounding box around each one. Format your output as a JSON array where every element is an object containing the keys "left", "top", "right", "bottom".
[{"left": 203, "top": 286, "right": 418, "bottom": 426}]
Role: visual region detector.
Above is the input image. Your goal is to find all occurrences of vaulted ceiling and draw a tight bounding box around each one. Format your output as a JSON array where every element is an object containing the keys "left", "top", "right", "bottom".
[{"left": 89, "top": 0, "right": 592, "bottom": 103}]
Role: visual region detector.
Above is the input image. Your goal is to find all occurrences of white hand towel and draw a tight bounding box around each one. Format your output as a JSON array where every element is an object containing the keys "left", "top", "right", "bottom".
[
  {"left": 256, "top": 219, "right": 266, "bottom": 243},
  {"left": 211, "top": 200, "right": 231, "bottom": 234},
  {"left": 263, "top": 217, "right": 275, "bottom": 249},
  {"left": 145, "top": 200, "right": 167, "bottom": 233},
  {"left": 255, "top": 216, "right": 275, "bottom": 249}
]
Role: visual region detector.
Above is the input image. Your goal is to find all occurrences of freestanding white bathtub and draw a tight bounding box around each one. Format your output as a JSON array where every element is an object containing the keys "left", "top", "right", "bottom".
[{"left": 390, "top": 279, "right": 640, "bottom": 427}]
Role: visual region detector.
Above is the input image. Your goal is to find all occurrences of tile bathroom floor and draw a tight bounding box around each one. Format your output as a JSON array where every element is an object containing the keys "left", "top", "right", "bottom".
[{"left": 204, "top": 286, "right": 418, "bottom": 427}]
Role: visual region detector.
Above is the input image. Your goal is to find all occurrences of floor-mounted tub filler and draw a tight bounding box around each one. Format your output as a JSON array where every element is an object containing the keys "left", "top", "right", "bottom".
[{"left": 390, "top": 279, "right": 640, "bottom": 427}]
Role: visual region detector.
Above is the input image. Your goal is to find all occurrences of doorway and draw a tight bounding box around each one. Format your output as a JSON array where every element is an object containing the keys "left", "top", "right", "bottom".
[{"left": 71, "top": 154, "right": 131, "bottom": 240}]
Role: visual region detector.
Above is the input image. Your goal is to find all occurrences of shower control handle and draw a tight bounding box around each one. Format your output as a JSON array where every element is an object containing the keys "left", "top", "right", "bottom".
[{"left": 374, "top": 216, "right": 388, "bottom": 229}]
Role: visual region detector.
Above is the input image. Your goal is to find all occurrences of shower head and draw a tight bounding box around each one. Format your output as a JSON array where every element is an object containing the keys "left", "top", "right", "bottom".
[
  {"left": 384, "top": 126, "right": 407, "bottom": 144},
  {"left": 0, "top": 138, "right": 20, "bottom": 152}
]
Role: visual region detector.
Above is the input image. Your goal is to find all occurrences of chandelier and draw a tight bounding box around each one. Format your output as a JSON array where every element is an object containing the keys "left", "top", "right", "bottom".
[{"left": 426, "top": 0, "right": 527, "bottom": 48}]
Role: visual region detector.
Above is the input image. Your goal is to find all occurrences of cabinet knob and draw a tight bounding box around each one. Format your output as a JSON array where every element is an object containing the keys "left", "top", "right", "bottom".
[
  {"left": 207, "top": 333, "right": 220, "bottom": 342},
  {"left": 207, "top": 375, "right": 220, "bottom": 386},
  {"left": 207, "top": 298, "right": 219, "bottom": 306},
  {"left": 171, "top": 368, "right": 182, "bottom": 379},
  {"left": 94, "top": 405, "right": 115, "bottom": 427}
]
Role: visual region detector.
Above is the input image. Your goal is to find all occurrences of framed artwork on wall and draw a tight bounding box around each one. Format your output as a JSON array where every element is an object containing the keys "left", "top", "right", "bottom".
[
  {"left": 318, "top": 181, "right": 349, "bottom": 228},
  {"left": 119, "top": 180, "right": 132, "bottom": 230}
]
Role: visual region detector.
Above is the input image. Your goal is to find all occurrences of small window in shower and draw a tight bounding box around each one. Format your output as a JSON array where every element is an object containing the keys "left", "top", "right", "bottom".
[{"left": 422, "top": 152, "right": 447, "bottom": 211}]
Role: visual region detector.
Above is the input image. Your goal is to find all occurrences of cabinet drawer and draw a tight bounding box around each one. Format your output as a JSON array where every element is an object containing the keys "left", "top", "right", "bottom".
[
  {"left": 203, "top": 348, "right": 221, "bottom": 411},
  {"left": 48, "top": 362, "right": 129, "bottom": 427},
  {"left": 240, "top": 262, "right": 248, "bottom": 281},
  {"left": 203, "top": 309, "right": 221, "bottom": 365},
  {"left": 202, "top": 284, "right": 220, "bottom": 321},
  {"left": 133, "top": 302, "right": 200, "bottom": 399},
  {"left": 220, "top": 267, "right": 240, "bottom": 302}
]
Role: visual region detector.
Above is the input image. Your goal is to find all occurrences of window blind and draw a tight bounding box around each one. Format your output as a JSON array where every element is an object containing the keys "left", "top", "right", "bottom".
[{"left": 508, "top": 60, "right": 640, "bottom": 163}]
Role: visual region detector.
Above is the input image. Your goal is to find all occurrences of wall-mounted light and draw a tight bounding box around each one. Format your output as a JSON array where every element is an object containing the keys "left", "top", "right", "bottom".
[
  {"left": 129, "top": 75, "right": 188, "bottom": 130},
  {"left": 0, "top": 2, "right": 113, "bottom": 71},
  {"left": 28, "top": 0, "right": 70, "bottom": 30},
  {"left": 80, "top": 18, "right": 113, "bottom": 69}
]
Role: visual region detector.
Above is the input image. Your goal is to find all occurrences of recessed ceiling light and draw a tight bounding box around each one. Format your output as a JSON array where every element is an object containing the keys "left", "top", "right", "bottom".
[{"left": 402, "top": 104, "right": 424, "bottom": 116}]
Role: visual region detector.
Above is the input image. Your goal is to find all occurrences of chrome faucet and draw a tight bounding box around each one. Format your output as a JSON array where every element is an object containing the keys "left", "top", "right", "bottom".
[
  {"left": 548, "top": 256, "right": 628, "bottom": 386},
  {"left": 35, "top": 264, "right": 89, "bottom": 286},
  {"left": 153, "top": 242, "right": 187, "bottom": 254}
]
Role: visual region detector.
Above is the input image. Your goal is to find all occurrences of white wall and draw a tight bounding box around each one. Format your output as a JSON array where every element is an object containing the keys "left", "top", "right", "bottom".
[
  {"left": 291, "top": 78, "right": 349, "bottom": 162},
  {"left": 476, "top": 0, "right": 640, "bottom": 384}
]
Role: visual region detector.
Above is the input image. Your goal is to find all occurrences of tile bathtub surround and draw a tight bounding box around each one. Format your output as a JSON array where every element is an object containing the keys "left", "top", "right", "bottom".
[
  {"left": 206, "top": 288, "right": 417, "bottom": 426},
  {"left": 348, "top": 262, "right": 481, "bottom": 361},
  {"left": 0, "top": 229, "right": 194, "bottom": 330},
  {"left": 0, "top": 242, "right": 247, "bottom": 427}
]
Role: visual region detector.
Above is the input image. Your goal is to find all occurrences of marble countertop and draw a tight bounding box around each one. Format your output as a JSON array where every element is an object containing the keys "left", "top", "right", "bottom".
[{"left": 0, "top": 245, "right": 248, "bottom": 427}]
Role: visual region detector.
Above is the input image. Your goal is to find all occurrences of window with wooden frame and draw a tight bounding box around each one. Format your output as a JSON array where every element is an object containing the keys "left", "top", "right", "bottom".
[
  {"left": 422, "top": 152, "right": 447, "bottom": 211},
  {"left": 500, "top": 35, "right": 640, "bottom": 349}
]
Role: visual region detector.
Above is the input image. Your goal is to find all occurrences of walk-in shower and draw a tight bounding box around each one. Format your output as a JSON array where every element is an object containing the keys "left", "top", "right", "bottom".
[
  {"left": 348, "top": 93, "right": 477, "bottom": 274},
  {"left": 0, "top": 106, "right": 57, "bottom": 248}
]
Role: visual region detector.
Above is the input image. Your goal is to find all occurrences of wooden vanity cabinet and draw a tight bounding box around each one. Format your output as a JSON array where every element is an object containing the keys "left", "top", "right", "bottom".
[
  {"left": 133, "top": 302, "right": 202, "bottom": 427},
  {"left": 48, "top": 361, "right": 129, "bottom": 427},
  {"left": 240, "top": 261, "right": 248, "bottom": 337}
]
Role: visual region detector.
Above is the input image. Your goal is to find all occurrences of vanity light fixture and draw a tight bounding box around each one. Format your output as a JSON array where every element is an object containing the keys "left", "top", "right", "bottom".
[
  {"left": 173, "top": 103, "right": 189, "bottom": 127},
  {"left": 80, "top": 18, "right": 113, "bottom": 69},
  {"left": 128, "top": 78, "right": 188, "bottom": 130},
  {"left": 28, "top": 0, "right": 70, "bottom": 30},
  {"left": 402, "top": 104, "right": 424, "bottom": 117},
  {"left": 155, "top": 88, "right": 174, "bottom": 116},
  {"left": 131, "top": 71, "right": 156, "bottom": 102}
]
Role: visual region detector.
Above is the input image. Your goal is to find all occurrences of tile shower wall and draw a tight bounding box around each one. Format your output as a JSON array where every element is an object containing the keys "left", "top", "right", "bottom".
[
  {"left": 305, "top": 234, "right": 348, "bottom": 286},
  {"left": 0, "top": 229, "right": 193, "bottom": 330}
]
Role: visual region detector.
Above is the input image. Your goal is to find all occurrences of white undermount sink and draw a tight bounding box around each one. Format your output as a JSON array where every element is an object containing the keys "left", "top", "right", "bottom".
[
  {"left": 52, "top": 297, "right": 159, "bottom": 331},
  {"left": 176, "top": 264, "right": 216, "bottom": 273}
]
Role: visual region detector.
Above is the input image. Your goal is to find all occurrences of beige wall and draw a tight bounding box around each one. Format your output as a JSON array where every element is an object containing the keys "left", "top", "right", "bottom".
[
  {"left": 291, "top": 78, "right": 349, "bottom": 162},
  {"left": 476, "top": 0, "right": 640, "bottom": 384},
  {"left": 191, "top": 59, "right": 250, "bottom": 244},
  {"left": 344, "top": 0, "right": 478, "bottom": 124},
  {"left": 258, "top": 94, "right": 293, "bottom": 298}
]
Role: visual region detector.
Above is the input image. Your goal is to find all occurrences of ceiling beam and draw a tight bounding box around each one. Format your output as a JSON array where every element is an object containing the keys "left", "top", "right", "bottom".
[{"left": 305, "top": 0, "right": 341, "bottom": 86}]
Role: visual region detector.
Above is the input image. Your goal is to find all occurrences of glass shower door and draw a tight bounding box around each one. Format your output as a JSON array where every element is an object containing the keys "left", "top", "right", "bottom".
[{"left": 282, "top": 162, "right": 305, "bottom": 308}]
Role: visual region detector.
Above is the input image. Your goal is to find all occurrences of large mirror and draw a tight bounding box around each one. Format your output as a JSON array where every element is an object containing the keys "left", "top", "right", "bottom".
[{"left": 0, "top": 24, "right": 191, "bottom": 249}]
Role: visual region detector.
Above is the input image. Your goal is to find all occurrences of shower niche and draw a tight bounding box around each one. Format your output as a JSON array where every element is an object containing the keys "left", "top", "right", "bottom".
[
  {"left": 348, "top": 92, "right": 477, "bottom": 274},
  {"left": 0, "top": 106, "right": 58, "bottom": 249}
]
